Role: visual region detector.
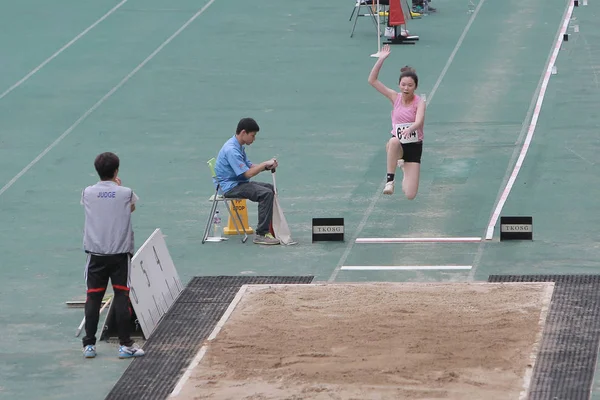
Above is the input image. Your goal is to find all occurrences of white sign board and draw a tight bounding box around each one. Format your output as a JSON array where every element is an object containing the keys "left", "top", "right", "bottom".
[{"left": 128, "top": 228, "right": 183, "bottom": 339}]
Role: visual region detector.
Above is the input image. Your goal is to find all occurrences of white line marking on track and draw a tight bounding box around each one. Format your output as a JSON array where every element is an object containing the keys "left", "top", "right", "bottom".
[
  {"left": 341, "top": 265, "right": 473, "bottom": 271},
  {"left": 0, "top": 0, "right": 129, "bottom": 101},
  {"left": 518, "top": 283, "right": 555, "bottom": 400},
  {"left": 355, "top": 237, "right": 481, "bottom": 243},
  {"left": 0, "top": 0, "right": 218, "bottom": 198}
]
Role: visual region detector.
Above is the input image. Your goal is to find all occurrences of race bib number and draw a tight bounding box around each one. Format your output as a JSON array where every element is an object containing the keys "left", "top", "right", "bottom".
[{"left": 394, "top": 123, "right": 419, "bottom": 144}]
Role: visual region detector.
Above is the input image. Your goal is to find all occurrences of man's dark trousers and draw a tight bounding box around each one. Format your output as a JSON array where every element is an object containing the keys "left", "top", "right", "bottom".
[
  {"left": 224, "top": 181, "right": 274, "bottom": 235},
  {"left": 83, "top": 253, "right": 134, "bottom": 347}
]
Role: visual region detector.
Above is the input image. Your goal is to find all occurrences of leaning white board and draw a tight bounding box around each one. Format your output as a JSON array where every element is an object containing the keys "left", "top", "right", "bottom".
[{"left": 129, "top": 228, "right": 184, "bottom": 339}]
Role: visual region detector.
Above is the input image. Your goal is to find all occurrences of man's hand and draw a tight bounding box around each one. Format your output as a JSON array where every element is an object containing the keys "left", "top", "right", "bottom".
[
  {"left": 243, "top": 158, "right": 278, "bottom": 179},
  {"left": 115, "top": 177, "right": 122, "bottom": 186},
  {"left": 264, "top": 158, "right": 278, "bottom": 170}
]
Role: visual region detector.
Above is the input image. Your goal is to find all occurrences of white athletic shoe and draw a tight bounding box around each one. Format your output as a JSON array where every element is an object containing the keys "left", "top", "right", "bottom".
[
  {"left": 119, "top": 343, "right": 145, "bottom": 359},
  {"left": 383, "top": 181, "right": 395, "bottom": 195},
  {"left": 397, "top": 159, "right": 405, "bottom": 169}
]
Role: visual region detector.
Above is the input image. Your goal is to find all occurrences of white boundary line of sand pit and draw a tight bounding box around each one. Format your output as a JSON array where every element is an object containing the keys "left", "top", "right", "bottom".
[
  {"left": 169, "top": 283, "right": 325, "bottom": 397},
  {"left": 519, "top": 282, "right": 555, "bottom": 399},
  {"left": 169, "top": 284, "right": 249, "bottom": 398},
  {"left": 169, "top": 281, "right": 556, "bottom": 398}
]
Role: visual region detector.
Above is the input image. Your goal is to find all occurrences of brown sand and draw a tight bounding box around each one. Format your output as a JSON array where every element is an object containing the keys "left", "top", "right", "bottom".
[{"left": 175, "top": 282, "right": 553, "bottom": 400}]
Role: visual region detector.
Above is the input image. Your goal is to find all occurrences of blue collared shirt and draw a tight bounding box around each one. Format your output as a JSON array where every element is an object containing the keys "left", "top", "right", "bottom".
[{"left": 214, "top": 135, "right": 253, "bottom": 193}]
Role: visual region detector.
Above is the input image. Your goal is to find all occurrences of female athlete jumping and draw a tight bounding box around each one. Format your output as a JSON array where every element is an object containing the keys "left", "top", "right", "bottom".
[{"left": 368, "top": 44, "right": 426, "bottom": 199}]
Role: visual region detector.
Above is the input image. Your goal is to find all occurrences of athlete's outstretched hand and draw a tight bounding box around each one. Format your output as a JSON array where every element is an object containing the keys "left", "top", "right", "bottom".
[{"left": 379, "top": 44, "right": 391, "bottom": 60}]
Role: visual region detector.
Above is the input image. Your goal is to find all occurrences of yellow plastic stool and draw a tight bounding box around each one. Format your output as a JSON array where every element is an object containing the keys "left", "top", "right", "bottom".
[{"left": 223, "top": 199, "right": 254, "bottom": 235}]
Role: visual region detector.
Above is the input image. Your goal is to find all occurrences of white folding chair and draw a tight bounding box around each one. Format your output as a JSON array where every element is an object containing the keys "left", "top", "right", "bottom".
[{"left": 202, "top": 157, "right": 249, "bottom": 244}]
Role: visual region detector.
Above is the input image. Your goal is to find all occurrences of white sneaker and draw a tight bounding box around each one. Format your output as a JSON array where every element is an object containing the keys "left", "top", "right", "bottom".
[
  {"left": 118, "top": 343, "right": 145, "bottom": 359},
  {"left": 397, "top": 159, "right": 405, "bottom": 169},
  {"left": 383, "top": 181, "right": 395, "bottom": 195},
  {"left": 83, "top": 345, "right": 96, "bottom": 358}
]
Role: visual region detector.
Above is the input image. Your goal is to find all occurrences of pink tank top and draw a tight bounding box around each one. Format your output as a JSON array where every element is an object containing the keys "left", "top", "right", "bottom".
[{"left": 390, "top": 93, "right": 423, "bottom": 142}]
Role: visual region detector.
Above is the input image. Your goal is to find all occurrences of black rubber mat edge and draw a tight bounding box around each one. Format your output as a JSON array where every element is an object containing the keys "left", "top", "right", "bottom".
[
  {"left": 488, "top": 274, "right": 600, "bottom": 400},
  {"left": 104, "top": 275, "right": 314, "bottom": 400}
]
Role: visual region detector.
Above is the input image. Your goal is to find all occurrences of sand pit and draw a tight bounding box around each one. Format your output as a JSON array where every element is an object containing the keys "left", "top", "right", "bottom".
[{"left": 173, "top": 282, "right": 554, "bottom": 400}]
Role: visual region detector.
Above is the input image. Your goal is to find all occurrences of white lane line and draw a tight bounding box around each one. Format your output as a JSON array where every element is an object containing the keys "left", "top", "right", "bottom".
[
  {"left": 341, "top": 265, "right": 473, "bottom": 270},
  {"left": 356, "top": 237, "right": 481, "bottom": 243},
  {"left": 0, "top": 0, "right": 218, "bottom": 198},
  {"left": 0, "top": 0, "right": 129, "bottom": 101}
]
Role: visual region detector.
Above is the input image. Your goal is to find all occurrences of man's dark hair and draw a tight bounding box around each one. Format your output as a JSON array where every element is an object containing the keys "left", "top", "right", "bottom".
[
  {"left": 94, "top": 152, "right": 120, "bottom": 180},
  {"left": 236, "top": 117, "right": 260, "bottom": 135}
]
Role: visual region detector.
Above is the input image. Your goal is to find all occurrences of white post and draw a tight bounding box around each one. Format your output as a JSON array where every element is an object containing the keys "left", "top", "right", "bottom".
[{"left": 370, "top": 0, "right": 381, "bottom": 57}]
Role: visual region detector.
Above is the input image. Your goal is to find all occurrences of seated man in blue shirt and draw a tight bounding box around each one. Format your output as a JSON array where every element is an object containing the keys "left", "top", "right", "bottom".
[{"left": 215, "top": 117, "right": 280, "bottom": 245}]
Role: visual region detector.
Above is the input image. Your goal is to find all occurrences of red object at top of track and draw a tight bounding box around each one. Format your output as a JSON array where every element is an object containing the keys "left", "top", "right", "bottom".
[{"left": 389, "top": 0, "right": 406, "bottom": 26}]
